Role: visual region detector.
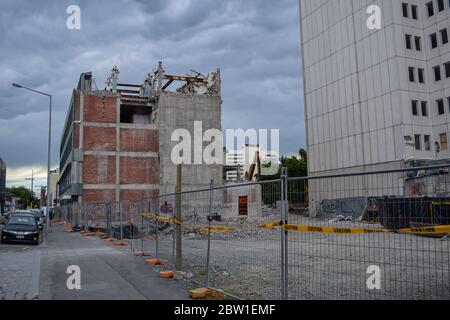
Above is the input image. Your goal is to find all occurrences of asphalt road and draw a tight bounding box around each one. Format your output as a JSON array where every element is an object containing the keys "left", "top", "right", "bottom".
[{"left": 0, "top": 223, "right": 189, "bottom": 300}]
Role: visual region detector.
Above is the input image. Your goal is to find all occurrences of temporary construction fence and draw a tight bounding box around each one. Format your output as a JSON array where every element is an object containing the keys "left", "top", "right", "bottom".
[{"left": 57, "top": 165, "right": 450, "bottom": 300}]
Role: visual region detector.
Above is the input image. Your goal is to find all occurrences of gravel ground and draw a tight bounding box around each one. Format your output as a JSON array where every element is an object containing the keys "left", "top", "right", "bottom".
[{"left": 138, "top": 215, "right": 450, "bottom": 300}]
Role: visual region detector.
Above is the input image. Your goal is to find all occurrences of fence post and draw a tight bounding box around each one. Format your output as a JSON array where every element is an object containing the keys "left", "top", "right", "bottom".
[
  {"left": 118, "top": 201, "right": 123, "bottom": 241},
  {"left": 130, "top": 204, "right": 134, "bottom": 252},
  {"left": 107, "top": 201, "right": 111, "bottom": 237},
  {"left": 84, "top": 204, "right": 88, "bottom": 232},
  {"left": 175, "top": 165, "right": 183, "bottom": 270},
  {"left": 282, "top": 167, "right": 289, "bottom": 300},
  {"left": 205, "top": 179, "right": 214, "bottom": 288},
  {"left": 155, "top": 198, "right": 159, "bottom": 259},
  {"left": 141, "top": 195, "right": 144, "bottom": 253},
  {"left": 172, "top": 191, "right": 176, "bottom": 265},
  {"left": 280, "top": 171, "right": 286, "bottom": 300}
]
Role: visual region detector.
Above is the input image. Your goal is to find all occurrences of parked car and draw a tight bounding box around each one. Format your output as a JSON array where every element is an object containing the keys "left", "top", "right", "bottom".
[
  {"left": 1, "top": 214, "right": 41, "bottom": 245},
  {"left": 30, "top": 209, "right": 44, "bottom": 229},
  {"left": 10, "top": 210, "right": 43, "bottom": 230}
]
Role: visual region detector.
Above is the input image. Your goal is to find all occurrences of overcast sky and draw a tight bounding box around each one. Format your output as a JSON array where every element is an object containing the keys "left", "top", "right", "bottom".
[{"left": 0, "top": 0, "right": 304, "bottom": 188}]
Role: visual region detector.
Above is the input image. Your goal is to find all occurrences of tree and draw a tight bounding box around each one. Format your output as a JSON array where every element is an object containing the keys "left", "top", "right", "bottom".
[
  {"left": 6, "top": 186, "right": 35, "bottom": 209},
  {"left": 260, "top": 148, "right": 309, "bottom": 206},
  {"left": 261, "top": 148, "right": 308, "bottom": 180}
]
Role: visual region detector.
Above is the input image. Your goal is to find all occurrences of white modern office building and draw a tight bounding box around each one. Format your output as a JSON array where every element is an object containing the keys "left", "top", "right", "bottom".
[
  {"left": 299, "top": 0, "right": 450, "bottom": 214},
  {"left": 300, "top": 0, "right": 450, "bottom": 176}
]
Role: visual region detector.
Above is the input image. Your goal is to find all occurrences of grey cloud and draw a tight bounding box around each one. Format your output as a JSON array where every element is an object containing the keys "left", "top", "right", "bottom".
[{"left": 0, "top": 0, "right": 304, "bottom": 186}]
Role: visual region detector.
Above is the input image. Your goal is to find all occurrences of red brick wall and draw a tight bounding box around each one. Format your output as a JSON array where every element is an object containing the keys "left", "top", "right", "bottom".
[
  {"left": 83, "top": 127, "right": 116, "bottom": 151},
  {"left": 83, "top": 95, "right": 117, "bottom": 123},
  {"left": 120, "top": 157, "right": 159, "bottom": 184},
  {"left": 120, "top": 189, "right": 159, "bottom": 202},
  {"left": 83, "top": 155, "right": 116, "bottom": 184},
  {"left": 83, "top": 189, "right": 115, "bottom": 202},
  {"left": 120, "top": 129, "right": 159, "bottom": 153}
]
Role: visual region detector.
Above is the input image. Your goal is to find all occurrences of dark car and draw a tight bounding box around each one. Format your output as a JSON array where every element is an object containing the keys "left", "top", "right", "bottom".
[
  {"left": 10, "top": 210, "right": 43, "bottom": 228},
  {"left": 1, "top": 214, "right": 41, "bottom": 245}
]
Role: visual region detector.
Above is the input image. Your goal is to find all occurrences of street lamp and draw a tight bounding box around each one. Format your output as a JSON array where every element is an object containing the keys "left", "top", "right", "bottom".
[{"left": 12, "top": 83, "right": 52, "bottom": 233}]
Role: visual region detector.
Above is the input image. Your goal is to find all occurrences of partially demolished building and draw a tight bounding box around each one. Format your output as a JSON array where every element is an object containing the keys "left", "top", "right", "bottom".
[{"left": 58, "top": 62, "right": 223, "bottom": 216}]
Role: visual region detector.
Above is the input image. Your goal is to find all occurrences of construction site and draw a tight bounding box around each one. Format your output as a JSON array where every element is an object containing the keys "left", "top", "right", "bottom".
[{"left": 51, "top": 62, "right": 450, "bottom": 301}]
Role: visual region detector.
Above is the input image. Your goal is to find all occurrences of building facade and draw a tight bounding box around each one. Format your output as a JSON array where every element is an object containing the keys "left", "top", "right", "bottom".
[
  {"left": 300, "top": 0, "right": 450, "bottom": 214},
  {"left": 300, "top": 0, "right": 450, "bottom": 174},
  {"left": 58, "top": 63, "right": 222, "bottom": 222}
]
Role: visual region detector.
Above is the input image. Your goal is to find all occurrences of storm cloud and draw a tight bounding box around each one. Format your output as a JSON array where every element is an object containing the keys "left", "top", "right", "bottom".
[{"left": 0, "top": 0, "right": 304, "bottom": 187}]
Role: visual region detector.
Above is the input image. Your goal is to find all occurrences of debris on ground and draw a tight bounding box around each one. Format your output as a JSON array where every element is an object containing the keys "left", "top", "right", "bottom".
[
  {"left": 160, "top": 271, "right": 176, "bottom": 278},
  {"left": 189, "top": 288, "right": 224, "bottom": 300}
]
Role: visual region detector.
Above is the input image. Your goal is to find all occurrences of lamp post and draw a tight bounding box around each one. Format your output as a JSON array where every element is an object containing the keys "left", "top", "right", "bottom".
[{"left": 12, "top": 83, "right": 52, "bottom": 233}]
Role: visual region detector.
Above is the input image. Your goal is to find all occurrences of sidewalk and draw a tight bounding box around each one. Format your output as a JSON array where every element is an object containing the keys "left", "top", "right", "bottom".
[{"left": 39, "top": 224, "right": 189, "bottom": 300}]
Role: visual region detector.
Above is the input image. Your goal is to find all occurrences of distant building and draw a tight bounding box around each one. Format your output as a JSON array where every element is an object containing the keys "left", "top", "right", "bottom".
[
  {"left": 223, "top": 145, "right": 280, "bottom": 182},
  {"left": 0, "top": 158, "right": 5, "bottom": 213},
  {"left": 48, "top": 169, "right": 59, "bottom": 206}
]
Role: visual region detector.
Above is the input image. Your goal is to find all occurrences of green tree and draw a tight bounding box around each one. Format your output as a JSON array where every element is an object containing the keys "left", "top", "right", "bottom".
[
  {"left": 261, "top": 148, "right": 308, "bottom": 180},
  {"left": 260, "top": 148, "right": 309, "bottom": 207},
  {"left": 6, "top": 186, "right": 35, "bottom": 209}
]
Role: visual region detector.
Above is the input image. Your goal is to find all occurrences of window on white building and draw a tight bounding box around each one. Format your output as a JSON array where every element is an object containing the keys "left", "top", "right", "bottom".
[
  {"left": 415, "top": 134, "right": 422, "bottom": 150},
  {"left": 427, "top": 2, "right": 435, "bottom": 17},
  {"left": 437, "top": 99, "right": 445, "bottom": 115},
  {"left": 402, "top": 3, "right": 409, "bottom": 17},
  {"left": 441, "top": 28, "right": 448, "bottom": 44},
  {"left": 431, "top": 33, "right": 438, "bottom": 48},
  {"left": 418, "top": 68, "right": 425, "bottom": 83},
  {"left": 412, "top": 100, "right": 418, "bottom": 115},
  {"left": 440, "top": 133, "right": 448, "bottom": 150},
  {"left": 425, "top": 135, "right": 431, "bottom": 151},
  {"left": 422, "top": 101, "right": 428, "bottom": 116}
]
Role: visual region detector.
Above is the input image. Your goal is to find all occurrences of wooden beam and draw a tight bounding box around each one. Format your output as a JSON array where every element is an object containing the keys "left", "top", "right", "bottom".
[
  {"left": 117, "top": 89, "right": 141, "bottom": 95},
  {"left": 164, "top": 75, "right": 207, "bottom": 83},
  {"left": 161, "top": 79, "right": 174, "bottom": 91},
  {"left": 117, "top": 83, "right": 141, "bottom": 88}
]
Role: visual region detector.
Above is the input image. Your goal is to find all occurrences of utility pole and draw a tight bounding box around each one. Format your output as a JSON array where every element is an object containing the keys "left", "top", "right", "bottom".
[
  {"left": 13, "top": 83, "right": 52, "bottom": 233},
  {"left": 25, "top": 169, "right": 34, "bottom": 208}
]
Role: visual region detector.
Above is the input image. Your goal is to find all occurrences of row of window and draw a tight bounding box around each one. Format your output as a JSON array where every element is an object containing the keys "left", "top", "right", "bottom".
[
  {"left": 411, "top": 97, "right": 450, "bottom": 116},
  {"left": 426, "top": 0, "right": 448, "bottom": 18},
  {"left": 432, "top": 61, "right": 450, "bottom": 81},
  {"left": 408, "top": 67, "right": 425, "bottom": 83},
  {"left": 403, "top": 0, "right": 449, "bottom": 19},
  {"left": 405, "top": 29, "right": 448, "bottom": 51},
  {"left": 408, "top": 62, "right": 450, "bottom": 83},
  {"left": 430, "top": 28, "right": 449, "bottom": 49},
  {"left": 414, "top": 133, "right": 448, "bottom": 151},
  {"left": 411, "top": 100, "right": 429, "bottom": 116},
  {"left": 402, "top": 3, "right": 419, "bottom": 19}
]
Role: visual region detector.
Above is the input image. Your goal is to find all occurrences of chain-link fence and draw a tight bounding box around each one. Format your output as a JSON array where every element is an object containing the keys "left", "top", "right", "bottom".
[{"left": 62, "top": 165, "right": 450, "bottom": 300}]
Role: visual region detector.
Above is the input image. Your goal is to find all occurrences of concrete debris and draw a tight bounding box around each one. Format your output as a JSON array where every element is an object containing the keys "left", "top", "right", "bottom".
[
  {"left": 176, "top": 271, "right": 193, "bottom": 279},
  {"left": 329, "top": 215, "right": 346, "bottom": 223}
]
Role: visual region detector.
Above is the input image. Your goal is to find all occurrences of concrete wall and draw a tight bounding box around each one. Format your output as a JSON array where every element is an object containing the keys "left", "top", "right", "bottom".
[
  {"left": 307, "top": 161, "right": 405, "bottom": 217},
  {"left": 157, "top": 92, "right": 223, "bottom": 195},
  {"left": 220, "top": 184, "right": 262, "bottom": 218}
]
